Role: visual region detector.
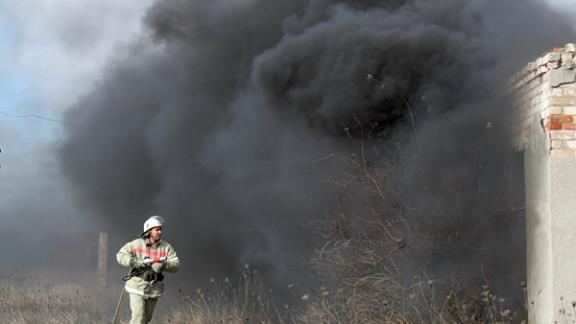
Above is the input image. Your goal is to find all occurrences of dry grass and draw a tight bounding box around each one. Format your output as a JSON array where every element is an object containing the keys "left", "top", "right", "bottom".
[
  {"left": 0, "top": 267, "right": 524, "bottom": 324},
  {"left": 0, "top": 269, "right": 298, "bottom": 324},
  {"left": 159, "top": 269, "right": 299, "bottom": 324},
  {"left": 0, "top": 272, "right": 114, "bottom": 324},
  {"left": 299, "top": 276, "right": 523, "bottom": 324}
]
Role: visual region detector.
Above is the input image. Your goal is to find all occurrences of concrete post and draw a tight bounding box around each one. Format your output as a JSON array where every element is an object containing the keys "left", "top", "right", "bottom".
[
  {"left": 97, "top": 232, "right": 108, "bottom": 289},
  {"left": 511, "top": 43, "right": 576, "bottom": 323}
]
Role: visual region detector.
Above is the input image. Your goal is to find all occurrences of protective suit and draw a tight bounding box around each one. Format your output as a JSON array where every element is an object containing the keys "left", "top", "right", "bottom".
[{"left": 116, "top": 216, "right": 180, "bottom": 324}]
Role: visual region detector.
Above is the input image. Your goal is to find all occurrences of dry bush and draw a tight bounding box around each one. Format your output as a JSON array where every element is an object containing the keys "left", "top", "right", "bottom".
[{"left": 306, "top": 139, "right": 525, "bottom": 324}]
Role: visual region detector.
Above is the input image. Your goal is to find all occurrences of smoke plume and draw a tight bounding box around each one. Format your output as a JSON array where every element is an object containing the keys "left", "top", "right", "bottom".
[{"left": 59, "top": 0, "right": 574, "bottom": 291}]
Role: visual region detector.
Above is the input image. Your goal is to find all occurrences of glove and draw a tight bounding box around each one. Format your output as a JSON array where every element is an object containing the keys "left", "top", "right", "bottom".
[
  {"left": 151, "top": 261, "right": 166, "bottom": 273},
  {"left": 134, "top": 258, "right": 153, "bottom": 269}
]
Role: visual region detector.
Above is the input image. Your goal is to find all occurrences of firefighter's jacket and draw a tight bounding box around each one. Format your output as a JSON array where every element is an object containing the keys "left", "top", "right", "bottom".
[{"left": 116, "top": 237, "right": 180, "bottom": 298}]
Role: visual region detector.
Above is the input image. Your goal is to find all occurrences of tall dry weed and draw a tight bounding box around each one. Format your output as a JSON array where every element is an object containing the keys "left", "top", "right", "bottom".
[
  {"left": 306, "top": 138, "right": 525, "bottom": 323},
  {"left": 159, "top": 267, "right": 299, "bottom": 324}
]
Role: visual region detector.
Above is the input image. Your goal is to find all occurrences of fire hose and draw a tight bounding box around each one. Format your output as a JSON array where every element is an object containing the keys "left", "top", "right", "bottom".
[{"left": 112, "top": 257, "right": 168, "bottom": 324}]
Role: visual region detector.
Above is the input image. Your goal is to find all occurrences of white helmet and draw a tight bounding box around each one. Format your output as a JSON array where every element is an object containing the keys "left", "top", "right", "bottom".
[{"left": 142, "top": 215, "right": 164, "bottom": 236}]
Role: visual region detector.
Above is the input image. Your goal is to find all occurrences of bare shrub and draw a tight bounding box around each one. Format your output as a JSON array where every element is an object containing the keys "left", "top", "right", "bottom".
[{"left": 307, "top": 138, "right": 525, "bottom": 323}]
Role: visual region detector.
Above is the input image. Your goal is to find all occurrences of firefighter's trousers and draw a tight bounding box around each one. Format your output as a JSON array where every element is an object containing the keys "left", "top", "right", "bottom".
[{"left": 129, "top": 293, "right": 158, "bottom": 324}]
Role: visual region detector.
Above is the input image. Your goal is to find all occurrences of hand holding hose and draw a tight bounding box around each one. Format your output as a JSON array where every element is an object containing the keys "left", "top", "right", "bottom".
[{"left": 151, "top": 257, "right": 167, "bottom": 273}]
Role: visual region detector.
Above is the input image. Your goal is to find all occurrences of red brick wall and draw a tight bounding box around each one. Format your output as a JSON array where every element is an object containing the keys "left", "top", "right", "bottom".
[{"left": 511, "top": 44, "right": 576, "bottom": 157}]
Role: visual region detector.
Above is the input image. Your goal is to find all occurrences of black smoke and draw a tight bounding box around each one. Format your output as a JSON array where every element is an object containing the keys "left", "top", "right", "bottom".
[{"left": 59, "top": 0, "right": 574, "bottom": 292}]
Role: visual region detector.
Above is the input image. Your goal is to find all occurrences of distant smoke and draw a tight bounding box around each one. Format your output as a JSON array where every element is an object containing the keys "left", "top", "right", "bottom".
[{"left": 59, "top": 0, "right": 574, "bottom": 290}]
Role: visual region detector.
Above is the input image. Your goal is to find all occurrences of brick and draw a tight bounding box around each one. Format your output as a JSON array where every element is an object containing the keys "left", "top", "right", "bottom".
[
  {"left": 550, "top": 115, "right": 573, "bottom": 123},
  {"left": 551, "top": 140, "right": 563, "bottom": 149},
  {"left": 550, "top": 149, "right": 575, "bottom": 158},
  {"left": 550, "top": 130, "right": 576, "bottom": 140},
  {"left": 550, "top": 68, "right": 576, "bottom": 87},
  {"left": 562, "top": 81, "right": 576, "bottom": 88},
  {"left": 562, "top": 123, "right": 576, "bottom": 130},
  {"left": 549, "top": 123, "right": 562, "bottom": 130},
  {"left": 540, "top": 56, "right": 547, "bottom": 65},
  {"left": 565, "top": 59, "right": 576, "bottom": 70},
  {"left": 565, "top": 140, "right": 576, "bottom": 149},
  {"left": 549, "top": 52, "right": 562, "bottom": 62},
  {"left": 550, "top": 96, "right": 576, "bottom": 105},
  {"left": 563, "top": 106, "right": 576, "bottom": 115},
  {"left": 548, "top": 61, "right": 561, "bottom": 69},
  {"left": 539, "top": 65, "right": 549, "bottom": 74},
  {"left": 550, "top": 106, "right": 564, "bottom": 114}
]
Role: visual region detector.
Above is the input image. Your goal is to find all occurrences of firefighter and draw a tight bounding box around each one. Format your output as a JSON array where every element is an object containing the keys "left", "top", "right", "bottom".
[{"left": 116, "top": 215, "right": 181, "bottom": 324}]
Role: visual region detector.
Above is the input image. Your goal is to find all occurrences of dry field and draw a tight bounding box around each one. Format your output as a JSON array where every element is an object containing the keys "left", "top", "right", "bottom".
[
  {"left": 0, "top": 268, "right": 524, "bottom": 324},
  {"left": 0, "top": 269, "right": 294, "bottom": 324},
  {"left": 0, "top": 272, "right": 113, "bottom": 323}
]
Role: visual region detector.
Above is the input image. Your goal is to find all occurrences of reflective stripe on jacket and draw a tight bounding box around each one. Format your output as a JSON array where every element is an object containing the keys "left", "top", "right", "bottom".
[{"left": 116, "top": 237, "right": 180, "bottom": 298}]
